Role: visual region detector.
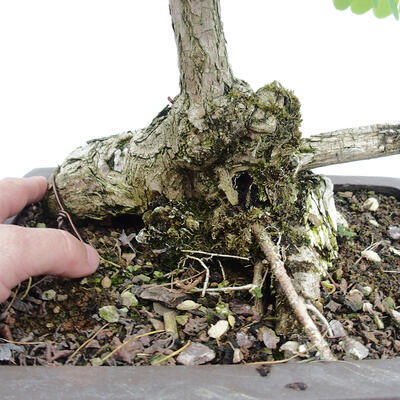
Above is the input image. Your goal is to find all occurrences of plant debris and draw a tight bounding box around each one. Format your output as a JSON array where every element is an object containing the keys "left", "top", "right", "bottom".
[{"left": 0, "top": 188, "right": 399, "bottom": 366}]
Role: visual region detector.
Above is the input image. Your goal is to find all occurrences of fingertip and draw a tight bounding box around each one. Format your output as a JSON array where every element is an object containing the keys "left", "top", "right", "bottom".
[
  {"left": 26, "top": 176, "right": 48, "bottom": 196},
  {"left": 84, "top": 243, "right": 100, "bottom": 274}
]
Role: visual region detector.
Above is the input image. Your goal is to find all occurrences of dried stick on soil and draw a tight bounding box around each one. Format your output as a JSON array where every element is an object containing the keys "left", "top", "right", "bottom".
[
  {"left": 252, "top": 223, "right": 336, "bottom": 361},
  {"left": 66, "top": 323, "right": 110, "bottom": 363},
  {"left": 252, "top": 262, "right": 265, "bottom": 315}
]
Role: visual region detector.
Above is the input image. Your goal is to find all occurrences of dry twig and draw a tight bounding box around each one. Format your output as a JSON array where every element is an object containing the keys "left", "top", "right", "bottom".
[{"left": 67, "top": 323, "right": 110, "bottom": 362}]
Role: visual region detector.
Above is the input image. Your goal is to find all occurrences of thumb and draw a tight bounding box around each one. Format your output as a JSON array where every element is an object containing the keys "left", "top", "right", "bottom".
[{"left": 0, "top": 225, "right": 99, "bottom": 302}]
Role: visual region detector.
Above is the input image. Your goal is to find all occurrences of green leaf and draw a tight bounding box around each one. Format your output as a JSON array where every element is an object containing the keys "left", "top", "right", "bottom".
[
  {"left": 372, "top": 0, "right": 379, "bottom": 6},
  {"left": 333, "top": 0, "right": 353, "bottom": 10},
  {"left": 387, "top": 0, "right": 400, "bottom": 19},
  {"left": 373, "top": 0, "right": 396, "bottom": 17},
  {"left": 351, "top": 0, "right": 374, "bottom": 14}
]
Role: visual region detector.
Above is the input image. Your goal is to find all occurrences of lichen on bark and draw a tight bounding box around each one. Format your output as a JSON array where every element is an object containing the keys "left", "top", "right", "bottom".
[{"left": 45, "top": 0, "right": 346, "bottom": 343}]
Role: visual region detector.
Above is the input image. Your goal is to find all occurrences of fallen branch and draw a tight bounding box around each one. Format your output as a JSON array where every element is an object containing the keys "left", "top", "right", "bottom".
[
  {"left": 252, "top": 223, "right": 336, "bottom": 361},
  {"left": 301, "top": 122, "right": 400, "bottom": 170}
]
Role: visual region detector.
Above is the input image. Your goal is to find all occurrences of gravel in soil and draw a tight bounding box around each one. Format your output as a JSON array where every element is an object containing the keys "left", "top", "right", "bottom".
[{"left": 0, "top": 189, "right": 399, "bottom": 366}]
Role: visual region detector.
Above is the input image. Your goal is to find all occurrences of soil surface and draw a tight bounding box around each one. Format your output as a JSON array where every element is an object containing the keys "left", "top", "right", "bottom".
[{"left": 1, "top": 187, "right": 399, "bottom": 366}]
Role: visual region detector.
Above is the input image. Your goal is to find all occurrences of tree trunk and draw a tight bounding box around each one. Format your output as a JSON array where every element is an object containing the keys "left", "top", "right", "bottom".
[
  {"left": 170, "top": 0, "right": 233, "bottom": 129},
  {"left": 44, "top": 0, "right": 400, "bottom": 358}
]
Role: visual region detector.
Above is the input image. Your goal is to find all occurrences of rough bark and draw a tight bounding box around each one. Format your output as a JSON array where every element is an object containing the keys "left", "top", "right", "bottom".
[
  {"left": 301, "top": 122, "right": 400, "bottom": 169},
  {"left": 170, "top": 0, "right": 234, "bottom": 129},
  {"left": 44, "top": 0, "right": 399, "bottom": 346}
]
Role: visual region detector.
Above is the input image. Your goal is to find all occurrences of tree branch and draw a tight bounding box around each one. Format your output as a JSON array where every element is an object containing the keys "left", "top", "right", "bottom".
[
  {"left": 300, "top": 122, "right": 400, "bottom": 169},
  {"left": 169, "top": 0, "right": 234, "bottom": 128}
]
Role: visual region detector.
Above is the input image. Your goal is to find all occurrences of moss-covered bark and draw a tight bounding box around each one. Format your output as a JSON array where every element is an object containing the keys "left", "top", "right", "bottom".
[{"left": 45, "top": 0, "right": 342, "bottom": 340}]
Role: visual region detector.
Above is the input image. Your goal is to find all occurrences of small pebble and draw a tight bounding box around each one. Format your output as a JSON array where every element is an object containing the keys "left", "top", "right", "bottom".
[
  {"left": 389, "top": 247, "right": 400, "bottom": 256},
  {"left": 177, "top": 343, "right": 215, "bottom": 365},
  {"left": 258, "top": 326, "right": 279, "bottom": 349},
  {"left": 362, "top": 302, "right": 374, "bottom": 314},
  {"left": 280, "top": 341, "right": 299, "bottom": 357},
  {"left": 361, "top": 250, "right": 381, "bottom": 263},
  {"left": 53, "top": 306, "right": 61, "bottom": 314},
  {"left": 176, "top": 300, "right": 201, "bottom": 311},
  {"left": 232, "top": 348, "right": 244, "bottom": 364},
  {"left": 228, "top": 314, "right": 235, "bottom": 328},
  {"left": 42, "top": 290, "right": 56, "bottom": 301},
  {"left": 329, "top": 320, "right": 347, "bottom": 338},
  {"left": 208, "top": 320, "right": 229, "bottom": 339},
  {"left": 132, "top": 274, "right": 151, "bottom": 284},
  {"left": 341, "top": 337, "right": 369, "bottom": 360},
  {"left": 176, "top": 315, "right": 189, "bottom": 326},
  {"left": 149, "top": 318, "right": 164, "bottom": 331},
  {"left": 153, "top": 302, "right": 173, "bottom": 316},
  {"left": 120, "top": 292, "right": 139, "bottom": 308},
  {"left": 388, "top": 309, "right": 400, "bottom": 327},
  {"left": 344, "top": 289, "right": 364, "bottom": 311},
  {"left": 361, "top": 286, "right": 373, "bottom": 297},
  {"left": 337, "top": 191, "right": 353, "bottom": 198},
  {"left": 236, "top": 332, "right": 255, "bottom": 349},
  {"left": 99, "top": 305, "right": 120, "bottom": 323},
  {"left": 101, "top": 276, "right": 112, "bottom": 289},
  {"left": 368, "top": 219, "right": 379, "bottom": 227},
  {"left": 56, "top": 294, "right": 68, "bottom": 302},
  {"left": 373, "top": 315, "right": 384, "bottom": 330},
  {"left": 388, "top": 226, "right": 400, "bottom": 240},
  {"left": 90, "top": 357, "right": 103, "bottom": 366},
  {"left": 363, "top": 197, "right": 379, "bottom": 211}
]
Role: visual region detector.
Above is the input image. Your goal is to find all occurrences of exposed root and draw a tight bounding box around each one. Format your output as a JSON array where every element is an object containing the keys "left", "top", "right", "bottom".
[
  {"left": 186, "top": 255, "right": 210, "bottom": 297},
  {"left": 191, "top": 283, "right": 257, "bottom": 293},
  {"left": 252, "top": 223, "right": 336, "bottom": 361},
  {"left": 181, "top": 249, "right": 250, "bottom": 261},
  {"left": 305, "top": 303, "right": 334, "bottom": 338}
]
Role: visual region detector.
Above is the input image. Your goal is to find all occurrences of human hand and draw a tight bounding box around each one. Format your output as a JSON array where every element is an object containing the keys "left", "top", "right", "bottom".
[{"left": 0, "top": 176, "right": 99, "bottom": 303}]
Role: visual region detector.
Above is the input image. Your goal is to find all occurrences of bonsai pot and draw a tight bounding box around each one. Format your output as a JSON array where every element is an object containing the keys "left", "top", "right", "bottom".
[{"left": 1, "top": 169, "right": 400, "bottom": 400}]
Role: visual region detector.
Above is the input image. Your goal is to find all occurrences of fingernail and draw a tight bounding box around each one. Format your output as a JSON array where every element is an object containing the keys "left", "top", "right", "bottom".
[{"left": 84, "top": 244, "right": 100, "bottom": 271}]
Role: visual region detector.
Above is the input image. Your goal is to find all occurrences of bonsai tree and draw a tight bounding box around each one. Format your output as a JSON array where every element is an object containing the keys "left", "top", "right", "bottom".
[{"left": 46, "top": 0, "right": 400, "bottom": 360}]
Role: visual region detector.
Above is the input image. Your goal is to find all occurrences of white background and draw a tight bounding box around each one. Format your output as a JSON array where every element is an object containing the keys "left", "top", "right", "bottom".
[{"left": 0, "top": 0, "right": 399, "bottom": 180}]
